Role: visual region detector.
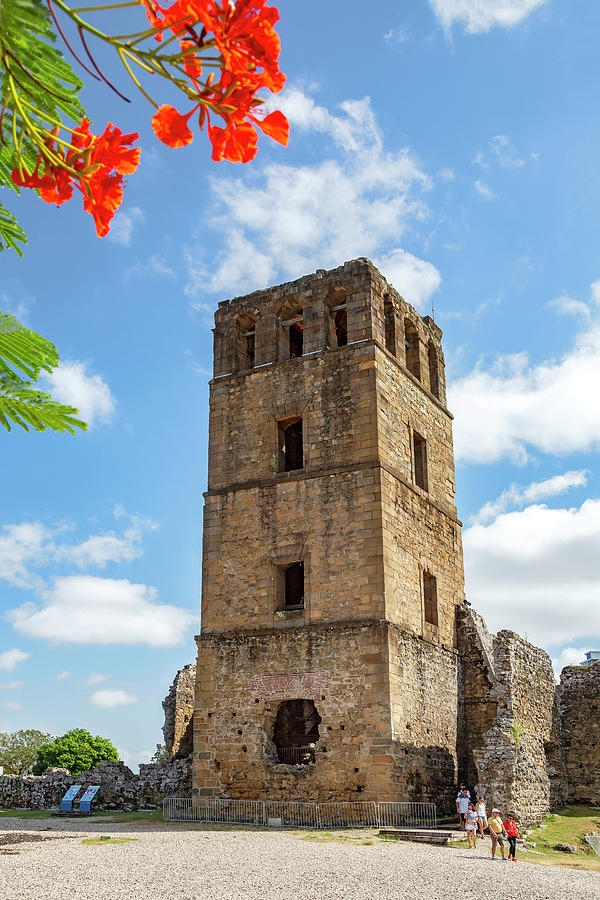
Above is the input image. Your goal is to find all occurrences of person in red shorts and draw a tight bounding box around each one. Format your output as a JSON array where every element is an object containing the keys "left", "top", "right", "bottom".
[{"left": 503, "top": 812, "right": 519, "bottom": 860}]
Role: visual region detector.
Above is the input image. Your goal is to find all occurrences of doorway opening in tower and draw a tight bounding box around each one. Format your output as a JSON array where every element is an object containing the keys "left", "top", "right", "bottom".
[{"left": 273, "top": 699, "right": 321, "bottom": 765}]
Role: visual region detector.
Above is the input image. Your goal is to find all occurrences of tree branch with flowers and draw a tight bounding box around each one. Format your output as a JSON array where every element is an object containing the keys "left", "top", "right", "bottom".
[{"left": 0, "top": 0, "right": 288, "bottom": 431}]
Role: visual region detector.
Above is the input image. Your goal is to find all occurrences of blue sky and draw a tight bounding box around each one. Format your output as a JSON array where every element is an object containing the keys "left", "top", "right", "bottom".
[{"left": 2, "top": 0, "right": 600, "bottom": 768}]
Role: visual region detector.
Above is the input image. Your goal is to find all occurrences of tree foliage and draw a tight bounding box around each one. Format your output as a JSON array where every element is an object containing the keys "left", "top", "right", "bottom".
[
  {"left": 32, "top": 727, "right": 119, "bottom": 775},
  {"left": 0, "top": 311, "right": 87, "bottom": 433},
  {"left": 0, "top": 729, "right": 54, "bottom": 774}
]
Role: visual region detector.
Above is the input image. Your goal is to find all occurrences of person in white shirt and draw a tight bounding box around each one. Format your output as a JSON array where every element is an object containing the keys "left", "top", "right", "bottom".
[
  {"left": 476, "top": 796, "right": 488, "bottom": 838},
  {"left": 456, "top": 787, "right": 470, "bottom": 829}
]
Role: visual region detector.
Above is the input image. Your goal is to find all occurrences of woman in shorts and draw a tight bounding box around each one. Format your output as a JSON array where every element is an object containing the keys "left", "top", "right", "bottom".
[
  {"left": 476, "top": 796, "right": 488, "bottom": 839},
  {"left": 465, "top": 802, "right": 478, "bottom": 848}
]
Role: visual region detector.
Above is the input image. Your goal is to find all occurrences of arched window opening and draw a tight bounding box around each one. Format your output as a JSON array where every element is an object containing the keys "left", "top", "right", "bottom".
[
  {"left": 404, "top": 319, "right": 421, "bottom": 381},
  {"left": 428, "top": 341, "right": 440, "bottom": 399},
  {"left": 234, "top": 314, "right": 257, "bottom": 371},
  {"left": 279, "top": 300, "right": 304, "bottom": 360},
  {"left": 273, "top": 699, "right": 321, "bottom": 765},
  {"left": 384, "top": 299, "right": 396, "bottom": 356},
  {"left": 326, "top": 291, "right": 348, "bottom": 349}
]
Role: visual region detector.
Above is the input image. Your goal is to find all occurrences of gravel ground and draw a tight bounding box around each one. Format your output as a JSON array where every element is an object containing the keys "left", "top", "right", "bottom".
[{"left": 1, "top": 817, "right": 599, "bottom": 900}]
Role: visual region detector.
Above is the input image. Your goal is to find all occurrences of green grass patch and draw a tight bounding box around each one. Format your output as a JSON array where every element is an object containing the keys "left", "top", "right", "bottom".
[
  {"left": 0, "top": 809, "right": 56, "bottom": 819},
  {"left": 519, "top": 805, "right": 600, "bottom": 871},
  {"left": 104, "top": 810, "right": 162, "bottom": 824},
  {"left": 82, "top": 836, "right": 138, "bottom": 846}
]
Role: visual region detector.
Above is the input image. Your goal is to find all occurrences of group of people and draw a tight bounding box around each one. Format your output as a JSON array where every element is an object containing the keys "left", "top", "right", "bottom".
[{"left": 455, "top": 785, "right": 520, "bottom": 861}]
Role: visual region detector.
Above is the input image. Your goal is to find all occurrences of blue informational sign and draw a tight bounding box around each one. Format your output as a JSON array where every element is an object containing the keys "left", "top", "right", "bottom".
[
  {"left": 79, "top": 785, "right": 100, "bottom": 813},
  {"left": 60, "top": 785, "right": 82, "bottom": 812}
]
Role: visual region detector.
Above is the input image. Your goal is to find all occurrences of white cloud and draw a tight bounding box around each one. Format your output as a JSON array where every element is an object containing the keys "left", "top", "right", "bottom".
[
  {"left": 3, "top": 700, "right": 22, "bottom": 710},
  {"left": 44, "top": 361, "right": 115, "bottom": 427},
  {"left": 471, "top": 470, "right": 588, "bottom": 525},
  {"left": 450, "top": 281, "right": 600, "bottom": 463},
  {"left": 464, "top": 498, "right": 600, "bottom": 647},
  {"left": 9, "top": 575, "right": 197, "bottom": 647},
  {"left": 117, "top": 747, "right": 153, "bottom": 772},
  {"left": 186, "top": 89, "right": 435, "bottom": 308},
  {"left": 86, "top": 673, "right": 110, "bottom": 685},
  {"left": 474, "top": 179, "right": 497, "bottom": 200},
  {"left": 474, "top": 134, "right": 527, "bottom": 170},
  {"left": 0, "top": 649, "right": 29, "bottom": 672},
  {"left": 108, "top": 207, "right": 144, "bottom": 247},
  {"left": 0, "top": 522, "right": 49, "bottom": 588},
  {"left": 384, "top": 25, "right": 410, "bottom": 45},
  {"left": 547, "top": 295, "right": 591, "bottom": 320},
  {"left": 551, "top": 646, "right": 591, "bottom": 678},
  {"left": 0, "top": 681, "right": 24, "bottom": 690},
  {"left": 375, "top": 249, "right": 441, "bottom": 310},
  {"left": 91, "top": 689, "right": 137, "bottom": 708},
  {"left": 0, "top": 510, "right": 157, "bottom": 588},
  {"left": 429, "top": 0, "right": 549, "bottom": 34},
  {"left": 123, "top": 254, "right": 175, "bottom": 283},
  {"left": 56, "top": 670, "right": 71, "bottom": 681}
]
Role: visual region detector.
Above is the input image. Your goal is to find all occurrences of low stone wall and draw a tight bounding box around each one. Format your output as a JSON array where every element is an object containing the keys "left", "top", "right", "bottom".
[
  {"left": 558, "top": 663, "right": 600, "bottom": 804},
  {"left": 0, "top": 757, "right": 192, "bottom": 811}
]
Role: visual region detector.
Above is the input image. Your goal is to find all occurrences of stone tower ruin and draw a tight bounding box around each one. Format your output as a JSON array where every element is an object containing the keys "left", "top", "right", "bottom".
[{"left": 193, "top": 258, "right": 466, "bottom": 803}]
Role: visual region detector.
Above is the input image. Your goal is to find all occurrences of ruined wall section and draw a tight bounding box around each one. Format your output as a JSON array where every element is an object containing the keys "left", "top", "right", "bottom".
[
  {"left": 558, "top": 663, "right": 600, "bottom": 804},
  {"left": 162, "top": 663, "right": 196, "bottom": 758},
  {"left": 459, "top": 607, "right": 565, "bottom": 824},
  {"left": 194, "top": 622, "right": 392, "bottom": 802}
]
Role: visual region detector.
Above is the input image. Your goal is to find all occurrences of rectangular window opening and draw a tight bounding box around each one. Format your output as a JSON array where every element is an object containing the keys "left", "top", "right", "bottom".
[
  {"left": 284, "top": 561, "right": 304, "bottom": 610},
  {"left": 278, "top": 417, "right": 303, "bottom": 472},
  {"left": 334, "top": 308, "right": 348, "bottom": 347},
  {"left": 423, "top": 571, "right": 438, "bottom": 626},
  {"left": 243, "top": 330, "right": 255, "bottom": 368},
  {"left": 289, "top": 322, "right": 303, "bottom": 358},
  {"left": 413, "top": 430, "right": 428, "bottom": 491}
]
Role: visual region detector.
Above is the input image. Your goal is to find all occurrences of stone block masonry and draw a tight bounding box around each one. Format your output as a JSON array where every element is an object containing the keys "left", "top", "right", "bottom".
[
  {"left": 558, "top": 662, "right": 600, "bottom": 804},
  {"left": 163, "top": 663, "right": 196, "bottom": 758}
]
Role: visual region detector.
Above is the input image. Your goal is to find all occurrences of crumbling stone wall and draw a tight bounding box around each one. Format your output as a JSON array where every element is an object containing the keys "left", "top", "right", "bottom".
[
  {"left": 458, "top": 607, "right": 566, "bottom": 824},
  {"left": 0, "top": 757, "right": 191, "bottom": 811},
  {"left": 163, "top": 663, "right": 196, "bottom": 757},
  {"left": 558, "top": 662, "right": 600, "bottom": 804}
]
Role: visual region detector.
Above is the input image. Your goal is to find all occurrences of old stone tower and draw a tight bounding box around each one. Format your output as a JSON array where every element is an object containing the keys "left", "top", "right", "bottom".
[{"left": 194, "top": 258, "right": 466, "bottom": 803}]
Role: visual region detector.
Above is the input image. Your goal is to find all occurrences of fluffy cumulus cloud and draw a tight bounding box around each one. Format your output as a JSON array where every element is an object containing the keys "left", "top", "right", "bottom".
[
  {"left": 0, "top": 649, "right": 29, "bottom": 672},
  {"left": 44, "top": 361, "right": 115, "bottom": 427},
  {"left": 9, "top": 575, "right": 197, "bottom": 647},
  {"left": 463, "top": 498, "right": 600, "bottom": 647},
  {"left": 429, "top": 0, "right": 549, "bottom": 34},
  {"left": 91, "top": 689, "right": 137, "bottom": 708},
  {"left": 470, "top": 470, "right": 588, "bottom": 525},
  {"left": 186, "top": 89, "right": 440, "bottom": 312},
  {"left": 0, "top": 510, "right": 157, "bottom": 589},
  {"left": 449, "top": 281, "right": 600, "bottom": 464},
  {"left": 551, "top": 646, "right": 592, "bottom": 678}
]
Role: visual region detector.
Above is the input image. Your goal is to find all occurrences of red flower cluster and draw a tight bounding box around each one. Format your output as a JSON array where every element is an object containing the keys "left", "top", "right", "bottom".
[
  {"left": 145, "top": 0, "right": 289, "bottom": 162},
  {"left": 12, "top": 120, "right": 140, "bottom": 236}
]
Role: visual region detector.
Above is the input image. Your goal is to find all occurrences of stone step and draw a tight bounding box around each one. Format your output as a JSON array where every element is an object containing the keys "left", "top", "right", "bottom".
[{"left": 379, "top": 828, "right": 461, "bottom": 845}]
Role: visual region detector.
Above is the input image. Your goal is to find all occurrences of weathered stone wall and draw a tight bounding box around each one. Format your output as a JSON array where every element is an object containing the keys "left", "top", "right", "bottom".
[
  {"left": 163, "top": 663, "right": 196, "bottom": 757},
  {"left": 0, "top": 757, "right": 191, "bottom": 811},
  {"left": 558, "top": 662, "right": 600, "bottom": 804},
  {"left": 458, "top": 607, "right": 566, "bottom": 824}
]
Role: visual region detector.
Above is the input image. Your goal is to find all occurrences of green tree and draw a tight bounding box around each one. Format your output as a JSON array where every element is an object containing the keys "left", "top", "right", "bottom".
[
  {"left": 0, "top": 728, "right": 54, "bottom": 774},
  {"left": 150, "top": 743, "right": 170, "bottom": 764},
  {"left": 32, "top": 727, "right": 119, "bottom": 775},
  {"left": 0, "top": 311, "right": 86, "bottom": 433}
]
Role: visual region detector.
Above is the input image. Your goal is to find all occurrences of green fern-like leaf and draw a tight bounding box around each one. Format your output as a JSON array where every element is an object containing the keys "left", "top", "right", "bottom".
[
  {"left": 0, "top": 201, "right": 27, "bottom": 255},
  {"left": 0, "top": 311, "right": 87, "bottom": 434}
]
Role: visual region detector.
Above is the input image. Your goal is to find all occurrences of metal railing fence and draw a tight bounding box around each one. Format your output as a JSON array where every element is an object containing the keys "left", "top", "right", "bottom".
[
  {"left": 585, "top": 834, "right": 600, "bottom": 857},
  {"left": 276, "top": 746, "right": 316, "bottom": 765},
  {"left": 163, "top": 797, "right": 436, "bottom": 830}
]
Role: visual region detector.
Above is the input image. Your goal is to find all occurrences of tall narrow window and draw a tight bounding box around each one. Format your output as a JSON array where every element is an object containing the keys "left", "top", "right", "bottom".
[
  {"left": 428, "top": 341, "right": 440, "bottom": 399},
  {"left": 412, "top": 430, "right": 428, "bottom": 491},
  {"left": 244, "top": 328, "right": 255, "bottom": 369},
  {"left": 278, "top": 417, "right": 303, "bottom": 471},
  {"left": 289, "top": 321, "right": 303, "bottom": 358},
  {"left": 384, "top": 299, "right": 396, "bottom": 356},
  {"left": 284, "top": 561, "right": 304, "bottom": 609},
  {"left": 328, "top": 297, "right": 348, "bottom": 348},
  {"left": 404, "top": 319, "right": 421, "bottom": 381},
  {"left": 423, "top": 571, "right": 438, "bottom": 626}
]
